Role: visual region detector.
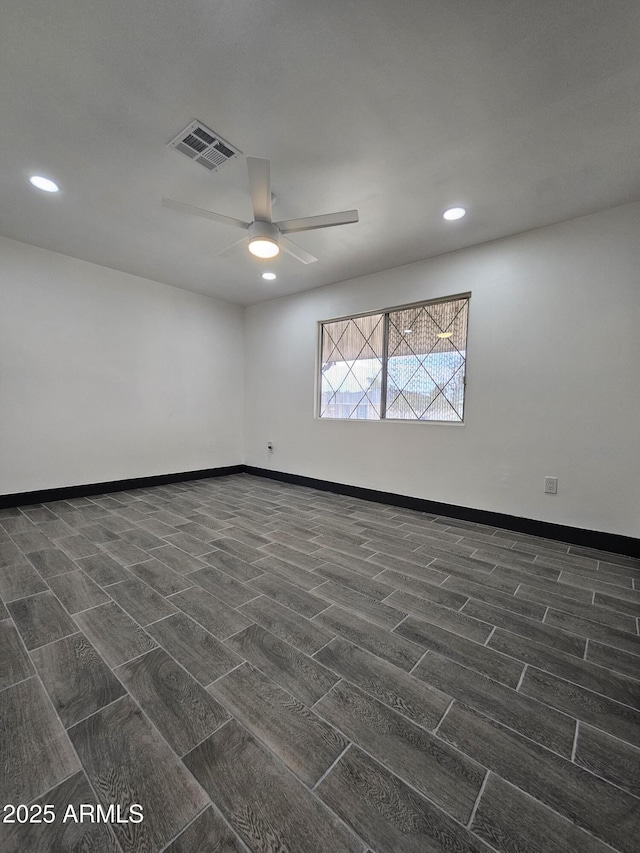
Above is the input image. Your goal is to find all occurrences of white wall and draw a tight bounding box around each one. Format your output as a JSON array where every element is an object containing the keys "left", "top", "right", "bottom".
[
  {"left": 0, "top": 236, "right": 244, "bottom": 493},
  {"left": 244, "top": 203, "right": 640, "bottom": 538}
]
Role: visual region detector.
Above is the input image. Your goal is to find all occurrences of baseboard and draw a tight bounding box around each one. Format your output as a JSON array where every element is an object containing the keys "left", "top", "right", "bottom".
[
  {"left": 0, "top": 465, "right": 244, "bottom": 510},
  {"left": 2, "top": 463, "right": 638, "bottom": 558},
  {"left": 245, "top": 466, "right": 640, "bottom": 559}
]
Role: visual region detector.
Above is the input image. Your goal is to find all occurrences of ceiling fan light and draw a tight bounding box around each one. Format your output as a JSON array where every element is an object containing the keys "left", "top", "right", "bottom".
[{"left": 248, "top": 237, "right": 279, "bottom": 259}]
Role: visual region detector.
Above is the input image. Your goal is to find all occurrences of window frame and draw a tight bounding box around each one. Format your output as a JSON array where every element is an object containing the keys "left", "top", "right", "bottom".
[{"left": 316, "top": 292, "right": 471, "bottom": 424}]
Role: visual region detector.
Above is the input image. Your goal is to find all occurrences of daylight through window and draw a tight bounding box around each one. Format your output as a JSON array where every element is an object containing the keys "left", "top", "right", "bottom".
[{"left": 319, "top": 294, "right": 469, "bottom": 422}]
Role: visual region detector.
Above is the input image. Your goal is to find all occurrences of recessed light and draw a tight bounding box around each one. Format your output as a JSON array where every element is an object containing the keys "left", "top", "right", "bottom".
[
  {"left": 403, "top": 329, "right": 412, "bottom": 334},
  {"left": 262, "top": 272, "right": 276, "bottom": 281},
  {"left": 443, "top": 207, "right": 466, "bottom": 221},
  {"left": 29, "top": 175, "right": 59, "bottom": 192},
  {"left": 437, "top": 331, "right": 453, "bottom": 338}
]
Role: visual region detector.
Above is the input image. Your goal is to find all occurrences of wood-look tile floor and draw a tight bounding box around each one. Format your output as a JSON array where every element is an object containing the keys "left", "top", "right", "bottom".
[{"left": 1, "top": 474, "right": 639, "bottom": 852}]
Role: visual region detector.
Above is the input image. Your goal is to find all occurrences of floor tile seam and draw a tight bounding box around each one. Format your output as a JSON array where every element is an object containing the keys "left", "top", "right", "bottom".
[
  {"left": 157, "top": 800, "right": 253, "bottom": 853},
  {"left": 514, "top": 591, "right": 639, "bottom": 632},
  {"left": 360, "top": 536, "right": 425, "bottom": 555},
  {"left": 244, "top": 580, "right": 332, "bottom": 620},
  {"left": 8, "top": 625, "right": 100, "bottom": 818},
  {"left": 307, "top": 578, "right": 332, "bottom": 593},
  {"left": 254, "top": 731, "right": 372, "bottom": 853},
  {"left": 389, "top": 611, "right": 410, "bottom": 632},
  {"left": 165, "top": 586, "right": 198, "bottom": 599},
  {"left": 520, "top": 664, "right": 640, "bottom": 726},
  {"left": 478, "top": 771, "right": 624, "bottom": 853},
  {"left": 57, "top": 690, "right": 132, "bottom": 734},
  {"left": 31, "top": 564, "right": 85, "bottom": 581},
  {"left": 483, "top": 625, "right": 497, "bottom": 647},
  {"left": 311, "top": 584, "right": 405, "bottom": 623},
  {"left": 232, "top": 592, "right": 264, "bottom": 608},
  {"left": 196, "top": 696, "right": 358, "bottom": 811},
  {"left": 571, "top": 719, "right": 580, "bottom": 762},
  {"left": 221, "top": 634, "right": 342, "bottom": 707},
  {"left": 592, "top": 595, "right": 640, "bottom": 620},
  {"left": 175, "top": 714, "right": 233, "bottom": 760},
  {"left": 0, "top": 672, "right": 38, "bottom": 696},
  {"left": 309, "top": 677, "right": 343, "bottom": 711},
  {"left": 20, "top": 626, "right": 82, "bottom": 654},
  {"left": 63, "top": 768, "right": 129, "bottom": 853},
  {"left": 557, "top": 571, "right": 637, "bottom": 596},
  {"left": 315, "top": 650, "right": 459, "bottom": 734},
  {"left": 572, "top": 758, "right": 640, "bottom": 802},
  {"left": 241, "top": 590, "right": 330, "bottom": 629},
  {"left": 514, "top": 662, "right": 528, "bottom": 692},
  {"left": 488, "top": 635, "right": 640, "bottom": 711},
  {"left": 376, "top": 572, "right": 463, "bottom": 606},
  {"left": 466, "top": 609, "right": 592, "bottom": 657},
  {"left": 431, "top": 697, "right": 455, "bottom": 736},
  {"left": 432, "top": 695, "right": 640, "bottom": 792},
  {"left": 465, "top": 767, "right": 491, "bottom": 829},
  {"left": 105, "top": 585, "right": 187, "bottom": 625},
  {"left": 311, "top": 741, "right": 353, "bottom": 791},
  {"left": 72, "top": 600, "right": 165, "bottom": 665},
  {"left": 394, "top": 613, "right": 530, "bottom": 672},
  {"left": 1, "top": 581, "right": 55, "bottom": 605},
  {"left": 57, "top": 593, "right": 118, "bottom": 619},
  {"left": 5, "top": 766, "right": 87, "bottom": 811},
  {"left": 583, "top": 650, "right": 640, "bottom": 685},
  {"left": 312, "top": 703, "right": 491, "bottom": 830},
  {"left": 64, "top": 681, "right": 223, "bottom": 843},
  {"left": 66, "top": 681, "right": 196, "bottom": 783},
  {"left": 51, "top": 544, "right": 103, "bottom": 560},
  {"left": 311, "top": 602, "right": 423, "bottom": 651},
  {"left": 205, "top": 661, "right": 247, "bottom": 688},
  {"left": 414, "top": 655, "right": 582, "bottom": 754},
  {"left": 408, "top": 647, "right": 430, "bottom": 675}
]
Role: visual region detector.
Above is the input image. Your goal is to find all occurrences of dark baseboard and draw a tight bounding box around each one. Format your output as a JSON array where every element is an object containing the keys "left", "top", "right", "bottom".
[
  {"left": 245, "top": 466, "right": 640, "bottom": 559},
  {"left": 2, "top": 463, "right": 637, "bottom": 558},
  {"left": 0, "top": 465, "right": 244, "bottom": 510}
]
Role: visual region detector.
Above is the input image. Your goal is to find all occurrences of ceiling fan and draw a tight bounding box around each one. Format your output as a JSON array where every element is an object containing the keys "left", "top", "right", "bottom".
[{"left": 161, "top": 157, "right": 359, "bottom": 264}]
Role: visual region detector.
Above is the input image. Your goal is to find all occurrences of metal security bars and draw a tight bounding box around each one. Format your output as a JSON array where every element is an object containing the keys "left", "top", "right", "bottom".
[{"left": 319, "top": 294, "right": 469, "bottom": 421}]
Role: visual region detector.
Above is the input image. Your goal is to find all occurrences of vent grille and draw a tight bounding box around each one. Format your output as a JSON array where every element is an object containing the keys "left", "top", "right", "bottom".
[{"left": 168, "top": 120, "right": 241, "bottom": 172}]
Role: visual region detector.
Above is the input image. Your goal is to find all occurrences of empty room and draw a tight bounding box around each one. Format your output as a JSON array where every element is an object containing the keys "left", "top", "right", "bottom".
[{"left": 1, "top": 2, "right": 639, "bottom": 852}]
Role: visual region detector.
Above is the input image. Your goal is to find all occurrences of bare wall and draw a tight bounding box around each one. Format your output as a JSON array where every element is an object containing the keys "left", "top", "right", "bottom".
[
  {"left": 0, "top": 236, "right": 244, "bottom": 493},
  {"left": 243, "top": 203, "right": 640, "bottom": 538}
]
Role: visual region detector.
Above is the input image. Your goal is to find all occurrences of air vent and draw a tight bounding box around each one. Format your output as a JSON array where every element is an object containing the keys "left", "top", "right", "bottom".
[{"left": 168, "top": 120, "right": 241, "bottom": 172}]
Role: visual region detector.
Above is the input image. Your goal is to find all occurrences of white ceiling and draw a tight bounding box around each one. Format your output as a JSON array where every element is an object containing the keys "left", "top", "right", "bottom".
[{"left": 2, "top": 0, "right": 640, "bottom": 306}]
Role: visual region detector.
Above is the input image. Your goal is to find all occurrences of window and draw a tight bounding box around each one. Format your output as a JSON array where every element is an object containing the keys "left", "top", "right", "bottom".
[{"left": 319, "top": 294, "right": 469, "bottom": 422}]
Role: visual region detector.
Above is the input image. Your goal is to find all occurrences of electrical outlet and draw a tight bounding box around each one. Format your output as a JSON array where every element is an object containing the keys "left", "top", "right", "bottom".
[
  {"left": 544, "top": 476, "right": 558, "bottom": 494},
  {"left": 267, "top": 442, "right": 274, "bottom": 452}
]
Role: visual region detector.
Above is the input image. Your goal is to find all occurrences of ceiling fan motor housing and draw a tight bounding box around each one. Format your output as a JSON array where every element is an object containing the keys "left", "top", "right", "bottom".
[{"left": 248, "top": 220, "right": 280, "bottom": 241}]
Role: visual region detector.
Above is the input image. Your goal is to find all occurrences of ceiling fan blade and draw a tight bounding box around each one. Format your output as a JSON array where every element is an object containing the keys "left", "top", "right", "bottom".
[
  {"left": 215, "top": 236, "right": 250, "bottom": 258},
  {"left": 246, "top": 157, "right": 272, "bottom": 222},
  {"left": 161, "top": 198, "right": 249, "bottom": 229},
  {"left": 279, "top": 236, "right": 318, "bottom": 264},
  {"left": 276, "top": 209, "right": 359, "bottom": 234}
]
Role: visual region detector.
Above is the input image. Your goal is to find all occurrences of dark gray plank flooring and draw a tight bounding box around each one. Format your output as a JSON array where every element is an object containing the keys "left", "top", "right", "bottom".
[
  {"left": 0, "top": 771, "right": 120, "bottom": 853},
  {"left": 0, "top": 473, "right": 638, "bottom": 852}
]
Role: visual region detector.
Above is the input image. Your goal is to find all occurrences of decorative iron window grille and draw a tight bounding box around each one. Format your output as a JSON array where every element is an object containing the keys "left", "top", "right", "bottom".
[{"left": 319, "top": 294, "right": 469, "bottom": 422}]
